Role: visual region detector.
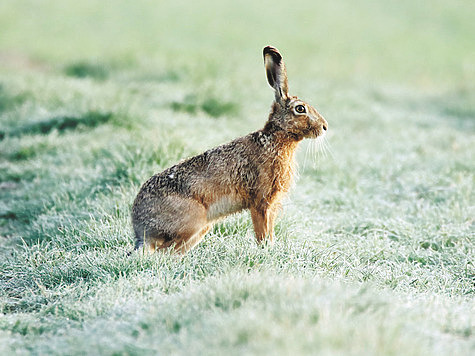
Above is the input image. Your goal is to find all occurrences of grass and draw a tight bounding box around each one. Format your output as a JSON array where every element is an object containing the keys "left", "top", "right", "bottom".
[{"left": 0, "top": 0, "right": 474, "bottom": 355}]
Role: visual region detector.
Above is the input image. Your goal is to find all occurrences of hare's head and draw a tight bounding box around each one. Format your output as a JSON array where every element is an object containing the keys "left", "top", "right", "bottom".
[{"left": 264, "top": 46, "right": 328, "bottom": 141}]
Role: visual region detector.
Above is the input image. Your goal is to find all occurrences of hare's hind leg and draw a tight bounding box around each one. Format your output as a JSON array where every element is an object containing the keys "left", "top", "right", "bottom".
[
  {"left": 134, "top": 195, "right": 208, "bottom": 254},
  {"left": 133, "top": 227, "right": 173, "bottom": 254},
  {"left": 174, "top": 224, "right": 212, "bottom": 254},
  {"left": 154, "top": 195, "right": 209, "bottom": 254}
]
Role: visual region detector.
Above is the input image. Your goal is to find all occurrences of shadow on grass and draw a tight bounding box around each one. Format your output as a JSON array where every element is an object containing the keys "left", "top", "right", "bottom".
[
  {"left": 0, "top": 84, "right": 30, "bottom": 116},
  {"left": 132, "top": 69, "right": 181, "bottom": 83},
  {"left": 370, "top": 87, "right": 475, "bottom": 132},
  {"left": 171, "top": 95, "right": 238, "bottom": 118},
  {"left": 2, "top": 143, "right": 56, "bottom": 161},
  {"left": 0, "top": 111, "right": 113, "bottom": 140},
  {"left": 64, "top": 61, "right": 109, "bottom": 80},
  {"left": 441, "top": 102, "right": 475, "bottom": 132}
]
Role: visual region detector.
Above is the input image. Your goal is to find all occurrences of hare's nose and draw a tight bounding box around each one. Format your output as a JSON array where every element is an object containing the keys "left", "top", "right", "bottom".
[{"left": 321, "top": 116, "right": 328, "bottom": 131}]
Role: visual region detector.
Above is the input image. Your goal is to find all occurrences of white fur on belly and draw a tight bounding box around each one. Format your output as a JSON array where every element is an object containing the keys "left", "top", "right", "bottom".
[{"left": 207, "top": 195, "right": 244, "bottom": 221}]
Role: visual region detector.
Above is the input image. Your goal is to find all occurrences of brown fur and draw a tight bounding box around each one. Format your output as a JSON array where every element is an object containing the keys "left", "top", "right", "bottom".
[{"left": 131, "top": 46, "right": 328, "bottom": 253}]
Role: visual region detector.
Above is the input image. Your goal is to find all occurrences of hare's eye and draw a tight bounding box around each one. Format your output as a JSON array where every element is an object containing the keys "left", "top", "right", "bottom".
[{"left": 295, "top": 105, "right": 306, "bottom": 114}]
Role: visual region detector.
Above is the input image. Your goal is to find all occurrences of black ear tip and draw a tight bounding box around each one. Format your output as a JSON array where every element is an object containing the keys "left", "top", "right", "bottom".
[
  {"left": 263, "top": 46, "right": 282, "bottom": 63},
  {"left": 263, "top": 45, "right": 278, "bottom": 53}
]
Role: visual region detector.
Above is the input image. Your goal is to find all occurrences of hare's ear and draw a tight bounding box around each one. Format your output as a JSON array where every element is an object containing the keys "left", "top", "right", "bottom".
[{"left": 263, "top": 46, "right": 289, "bottom": 102}]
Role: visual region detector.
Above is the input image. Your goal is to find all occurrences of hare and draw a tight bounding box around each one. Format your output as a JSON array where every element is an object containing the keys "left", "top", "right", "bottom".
[{"left": 132, "top": 46, "right": 328, "bottom": 253}]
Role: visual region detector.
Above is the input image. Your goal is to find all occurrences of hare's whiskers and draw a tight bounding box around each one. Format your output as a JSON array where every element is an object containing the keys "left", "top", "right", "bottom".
[
  {"left": 303, "top": 141, "right": 311, "bottom": 169},
  {"left": 312, "top": 138, "right": 319, "bottom": 165},
  {"left": 323, "top": 136, "right": 334, "bottom": 160}
]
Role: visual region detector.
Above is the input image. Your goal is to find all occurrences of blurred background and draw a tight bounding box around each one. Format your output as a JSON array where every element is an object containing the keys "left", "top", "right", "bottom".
[{"left": 1, "top": 0, "right": 474, "bottom": 87}]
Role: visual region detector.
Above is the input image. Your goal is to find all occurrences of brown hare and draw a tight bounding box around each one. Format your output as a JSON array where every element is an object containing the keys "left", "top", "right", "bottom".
[{"left": 132, "top": 46, "right": 328, "bottom": 253}]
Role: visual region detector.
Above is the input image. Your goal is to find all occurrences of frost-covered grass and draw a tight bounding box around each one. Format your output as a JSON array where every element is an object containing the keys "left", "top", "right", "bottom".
[{"left": 1, "top": 1, "right": 474, "bottom": 355}]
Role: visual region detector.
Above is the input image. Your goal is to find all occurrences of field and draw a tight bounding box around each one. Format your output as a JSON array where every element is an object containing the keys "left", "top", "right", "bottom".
[{"left": 0, "top": 1, "right": 474, "bottom": 355}]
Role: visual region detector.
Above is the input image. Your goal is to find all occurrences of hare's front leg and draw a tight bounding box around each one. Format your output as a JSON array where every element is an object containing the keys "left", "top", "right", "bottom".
[
  {"left": 250, "top": 206, "right": 273, "bottom": 244},
  {"left": 267, "top": 204, "right": 281, "bottom": 242}
]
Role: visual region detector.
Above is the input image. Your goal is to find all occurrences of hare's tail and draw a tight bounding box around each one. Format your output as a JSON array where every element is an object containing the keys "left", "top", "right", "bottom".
[
  {"left": 125, "top": 239, "right": 144, "bottom": 257},
  {"left": 134, "top": 236, "right": 144, "bottom": 251},
  {"left": 127, "top": 222, "right": 145, "bottom": 256}
]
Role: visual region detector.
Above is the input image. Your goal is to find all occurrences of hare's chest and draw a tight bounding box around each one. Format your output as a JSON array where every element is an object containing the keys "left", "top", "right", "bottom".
[
  {"left": 269, "top": 156, "right": 296, "bottom": 193},
  {"left": 207, "top": 195, "right": 244, "bottom": 221}
]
